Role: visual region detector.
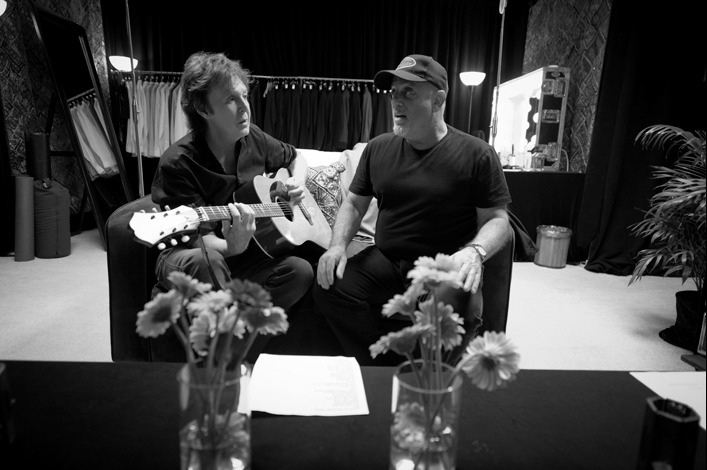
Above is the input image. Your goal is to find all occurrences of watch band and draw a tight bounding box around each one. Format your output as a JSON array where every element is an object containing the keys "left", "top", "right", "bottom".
[{"left": 468, "top": 243, "right": 487, "bottom": 263}]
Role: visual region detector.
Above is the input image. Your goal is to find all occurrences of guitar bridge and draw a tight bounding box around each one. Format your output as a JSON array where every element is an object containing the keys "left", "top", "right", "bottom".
[{"left": 298, "top": 202, "right": 314, "bottom": 226}]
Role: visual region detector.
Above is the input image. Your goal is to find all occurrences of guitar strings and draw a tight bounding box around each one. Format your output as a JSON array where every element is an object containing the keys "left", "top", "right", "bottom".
[{"left": 198, "top": 204, "right": 296, "bottom": 220}]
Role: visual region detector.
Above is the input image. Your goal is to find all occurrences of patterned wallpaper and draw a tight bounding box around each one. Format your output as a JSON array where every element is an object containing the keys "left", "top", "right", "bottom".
[
  {"left": 523, "top": 0, "right": 613, "bottom": 172},
  {"left": 0, "top": 0, "right": 108, "bottom": 214}
]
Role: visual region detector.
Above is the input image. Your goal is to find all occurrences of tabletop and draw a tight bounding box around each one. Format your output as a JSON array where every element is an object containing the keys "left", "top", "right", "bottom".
[{"left": 0, "top": 360, "right": 704, "bottom": 469}]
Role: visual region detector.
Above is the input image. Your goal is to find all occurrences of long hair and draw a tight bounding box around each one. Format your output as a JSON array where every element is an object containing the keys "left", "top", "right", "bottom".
[{"left": 180, "top": 52, "right": 251, "bottom": 136}]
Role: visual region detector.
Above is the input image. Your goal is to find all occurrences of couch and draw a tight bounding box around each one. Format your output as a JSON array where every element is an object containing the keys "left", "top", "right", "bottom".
[{"left": 106, "top": 143, "right": 515, "bottom": 362}]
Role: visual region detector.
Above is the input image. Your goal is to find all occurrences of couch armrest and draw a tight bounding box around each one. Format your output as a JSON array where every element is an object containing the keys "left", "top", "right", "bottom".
[
  {"left": 479, "top": 228, "right": 515, "bottom": 334},
  {"left": 106, "top": 195, "right": 160, "bottom": 362}
]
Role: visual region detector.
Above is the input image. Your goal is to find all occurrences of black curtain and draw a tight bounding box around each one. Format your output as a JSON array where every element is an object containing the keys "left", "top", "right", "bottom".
[
  {"left": 100, "top": 0, "right": 529, "bottom": 139},
  {"left": 577, "top": 0, "right": 706, "bottom": 275}
]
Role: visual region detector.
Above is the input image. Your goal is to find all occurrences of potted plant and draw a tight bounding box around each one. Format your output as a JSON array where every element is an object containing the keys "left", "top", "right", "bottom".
[{"left": 629, "top": 125, "right": 706, "bottom": 353}]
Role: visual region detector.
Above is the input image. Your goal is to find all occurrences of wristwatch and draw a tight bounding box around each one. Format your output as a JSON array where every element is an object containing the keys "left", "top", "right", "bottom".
[{"left": 468, "top": 244, "right": 487, "bottom": 263}]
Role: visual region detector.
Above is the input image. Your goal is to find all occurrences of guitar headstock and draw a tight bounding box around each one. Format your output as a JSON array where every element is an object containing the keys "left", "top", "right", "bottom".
[{"left": 129, "top": 205, "right": 201, "bottom": 249}]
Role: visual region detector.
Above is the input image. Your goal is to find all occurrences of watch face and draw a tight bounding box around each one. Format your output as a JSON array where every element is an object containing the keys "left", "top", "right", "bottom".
[{"left": 471, "top": 244, "right": 486, "bottom": 260}]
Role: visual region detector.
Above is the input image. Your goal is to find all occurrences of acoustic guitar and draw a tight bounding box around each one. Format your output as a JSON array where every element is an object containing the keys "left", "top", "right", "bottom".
[{"left": 129, "top": 169, "right": 332, "bottom": 258}]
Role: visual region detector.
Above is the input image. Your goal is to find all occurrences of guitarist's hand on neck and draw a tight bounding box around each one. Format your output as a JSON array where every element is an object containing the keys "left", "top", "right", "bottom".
[{"left": 218, "top": 202, "right": 256, "bottom": 257}]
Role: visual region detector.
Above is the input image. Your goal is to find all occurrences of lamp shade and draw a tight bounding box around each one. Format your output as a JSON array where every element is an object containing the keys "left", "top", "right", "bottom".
[
  {"left": 109, "top": 55, "right": 138, "bottom": 72},
  {"left": 0, "top": 0, "right": 7, "bottom": 17},
  {"left": 459, "top": 71, "right": 486, "bottom": 87}
]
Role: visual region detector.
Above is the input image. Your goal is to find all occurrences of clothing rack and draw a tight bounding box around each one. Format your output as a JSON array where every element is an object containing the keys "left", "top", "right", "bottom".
[
  {"left": 112, "top": 70, "right": 183, "bottom": 76},
  {"left": 67, "top": 88, "right": 96, "bottom": 104},
  {"left": 252, "top": 74, "right": 374, "bottom": 84},
  {"left": 111, "top": 70, "right": 182, "bottom": 82},
  {"left": 112, "top": 69, "right": 392, "bottom": 152},
  {"left": 112, "top": 69, "right": 374, "bottom": 85}
]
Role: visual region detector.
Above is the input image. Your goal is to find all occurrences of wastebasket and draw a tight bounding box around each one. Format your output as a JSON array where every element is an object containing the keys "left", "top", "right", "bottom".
[{"left": 534, "top": 225, "right": 572, "bottom": 268}]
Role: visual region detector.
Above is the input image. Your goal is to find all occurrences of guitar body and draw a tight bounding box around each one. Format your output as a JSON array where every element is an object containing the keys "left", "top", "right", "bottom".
[{"left": 235, "top": 168, "right": 332, "bottom": 258}]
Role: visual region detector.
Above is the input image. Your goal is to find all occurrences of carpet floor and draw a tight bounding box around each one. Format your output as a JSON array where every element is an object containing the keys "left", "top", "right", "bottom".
[{"left": 0, "top": 228, "right": 697, "bottom": 371}]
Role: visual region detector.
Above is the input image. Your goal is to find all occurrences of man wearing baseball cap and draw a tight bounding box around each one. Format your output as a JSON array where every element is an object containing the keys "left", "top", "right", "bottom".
[{"left": 313, "top": 54, "right": 512, "bottom": 365}]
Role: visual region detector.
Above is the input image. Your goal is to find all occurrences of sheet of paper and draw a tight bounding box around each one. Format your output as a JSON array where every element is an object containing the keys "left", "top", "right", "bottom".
[
  {"left": 631, "top": 371, "right": 706, "bottom": 430},
  {"left": 249, "top": 354, "right": 369, "bottom": 416}
]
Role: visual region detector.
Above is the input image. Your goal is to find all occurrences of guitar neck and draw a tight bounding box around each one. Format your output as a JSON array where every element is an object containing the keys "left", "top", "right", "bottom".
[{"left": 196, "top": 203, "right": 289, "bottom": 223}]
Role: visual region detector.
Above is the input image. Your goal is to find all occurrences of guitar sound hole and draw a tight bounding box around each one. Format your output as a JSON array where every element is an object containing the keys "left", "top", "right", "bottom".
[
  {"left": 269, "top": 182, "right": 293, "bottom": 222},
  {"left": 274, "top": 197, "right": 293, "bottom": 222}
]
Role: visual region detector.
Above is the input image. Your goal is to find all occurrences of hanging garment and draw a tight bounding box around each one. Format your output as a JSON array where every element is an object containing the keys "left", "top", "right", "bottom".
[
  {"left": 156, "top": 81, "right": 171, "bottom": 155},
  {"left": 136, "top": 79, "right": 149, "bottom": 156},
  {"left": 360, "top": 85, "right": 372, "bottom": 143},
  {"left": 287, "top": 82, "right": 301, "bottom": 146},
  {"left": 297, "top": 83, "right": 313, "bottom": 149},
  {"left": 314, "top": 85, "right": 333, "bottom": 151},
  {"left": 263, "top": 81, "right": 279, "bottom": 138},
  {"left": 348, "top": 85, "right": 361, "bottom": 148},
  {"left": 172, "top": 84, "right": 188, "bottom": 142},
  {"left": 125, "top": 80, "right": 136, "bottom": 154},
  {"left": 69, "top": 99, "right": 118, "bottom": 179},
  {"left": 336, "top": 86, "right": 350, "bottom": 151},
  {"left": 81, "top": 101, "right": 118, "bottom": 175},
  {"left": 70, "top": 106, "right": 102, "bottom": 179}
]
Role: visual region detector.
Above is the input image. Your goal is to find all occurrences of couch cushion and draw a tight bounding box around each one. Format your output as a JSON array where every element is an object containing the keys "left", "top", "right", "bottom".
[
  {"left": 302, "top": 142, "right": 377, "bottom": 247},
  {"left": 305, "top": 162, "right": 345, "bottom": 228}
]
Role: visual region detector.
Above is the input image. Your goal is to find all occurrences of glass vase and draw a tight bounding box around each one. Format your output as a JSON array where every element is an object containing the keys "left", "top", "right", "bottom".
[
  {"left": 389, "top": 360, "right": 463, "bottom": 470},
  {"left": 177, "top": 363, "right": 251, "bottom": 470}
]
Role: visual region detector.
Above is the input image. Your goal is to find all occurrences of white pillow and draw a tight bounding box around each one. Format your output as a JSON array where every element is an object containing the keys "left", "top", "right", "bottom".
[{"left": 298, "top": 148, "right": 341, "bottom": 168}]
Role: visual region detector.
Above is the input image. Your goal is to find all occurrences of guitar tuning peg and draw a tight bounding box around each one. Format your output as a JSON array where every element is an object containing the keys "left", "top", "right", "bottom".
[
  {"left": 151, "top": 208, "right": 159, "bottom": 213},
  {"left": 157, "top": 242, "right": 166, "bottom": 250},
  {"left": 181, "top": 235, "right": 190, "bottom": 243},
  {"left": 165, "top": 205, "right": 171, "bottom": 210},
  {"left": 170, "top": 239, "right": 178, "bottom": 246},
  {"left": 139, "top": 210, "right": 146, "bottom": 213}
]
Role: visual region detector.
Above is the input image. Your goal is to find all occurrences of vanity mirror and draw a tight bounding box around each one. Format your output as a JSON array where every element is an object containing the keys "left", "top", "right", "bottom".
[
  {"left": 490, "top": 66, "right": 570, "bottom": 169},
  {"left": 28, "top": 2, "right": 133, "bottom": 248}
]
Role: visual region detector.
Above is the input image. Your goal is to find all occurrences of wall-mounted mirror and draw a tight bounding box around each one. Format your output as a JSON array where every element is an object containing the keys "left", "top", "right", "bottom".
[
  {"left": 28, "top": 2, "right": 133, "bottom": 248},
  {"left": 490, "top": 66, "right": 570, "bottom": 166}
]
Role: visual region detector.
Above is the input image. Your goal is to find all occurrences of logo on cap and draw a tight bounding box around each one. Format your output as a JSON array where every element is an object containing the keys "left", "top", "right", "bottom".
[{"left": 396, "top": 57, "right": 416, "bottom": 70}]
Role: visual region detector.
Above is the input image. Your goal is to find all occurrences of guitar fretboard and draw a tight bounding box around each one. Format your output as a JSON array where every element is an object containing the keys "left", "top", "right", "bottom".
[{"left": 196, "top": 203, "right": 292, "bottom": 222}]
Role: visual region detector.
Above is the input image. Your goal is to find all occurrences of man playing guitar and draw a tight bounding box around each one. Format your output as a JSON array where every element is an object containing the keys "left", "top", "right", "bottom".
[{"left": 150, "top": 51, "right": 315, "bottom": 361}]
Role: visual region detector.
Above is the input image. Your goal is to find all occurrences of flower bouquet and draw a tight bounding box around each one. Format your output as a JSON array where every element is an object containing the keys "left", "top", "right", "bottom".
[
  {"left": 370, "top": 254, "right": 520, "bottom": 470},
  {"left": 136, "top": 271, "right": 288, "bottom": 470}
]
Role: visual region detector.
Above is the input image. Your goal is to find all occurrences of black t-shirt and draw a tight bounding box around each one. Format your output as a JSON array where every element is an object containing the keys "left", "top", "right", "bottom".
[
  {"left": 349, "top": 125, "right": 511, "bottom": 260},
  {"left": 151, "top": 124, "right": 297, "bottom": 210}
]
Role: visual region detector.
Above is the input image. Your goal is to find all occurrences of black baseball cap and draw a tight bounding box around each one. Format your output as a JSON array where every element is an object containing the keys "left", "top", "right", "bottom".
[{"left": 374, "top": 54, "right": 448, "bottom": 92}]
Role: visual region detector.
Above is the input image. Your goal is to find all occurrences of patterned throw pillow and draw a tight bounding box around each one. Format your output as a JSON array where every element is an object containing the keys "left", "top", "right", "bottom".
[{"left": 305, "top": 162, "right": 346, "bottom": 228}]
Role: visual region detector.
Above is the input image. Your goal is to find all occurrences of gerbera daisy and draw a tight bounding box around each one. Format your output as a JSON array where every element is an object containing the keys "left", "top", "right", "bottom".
[
  {"left": 458, "top": 331, "right": 520, "bottom": 391},
  {"left": 382, "top": 293, "right": 417, "bottom": 318},
  {"left": 187, "top": 290, "right": 232, "bottom": 316},
  {"left": 407, "top": 254, "right": 462, "bottom": 288},
  {"left": 226, "top": 278, "right": 272, "bottom": 309},
  {"left": 240, "top": 306, "right": 289, "bottom": 335},
  {"left": 369, "top": 323, "right": 435, "bottom": 358},
  {"left": 167, "top": 271, "right": 212, "bottom": 298},
  {"left": 136, "top": 290, "right": 182, "bottom": 338}
]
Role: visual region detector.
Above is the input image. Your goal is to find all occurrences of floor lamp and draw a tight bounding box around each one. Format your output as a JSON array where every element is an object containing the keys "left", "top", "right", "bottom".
[
  {"left": 109, "top": 0, "right": 143, "bottom": 198},
  {"left": 459, "top": 72, "right": 486, "bottom": 135},
  {"left": 491, "top": 0, "right": 508, "bottom": 147}
]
